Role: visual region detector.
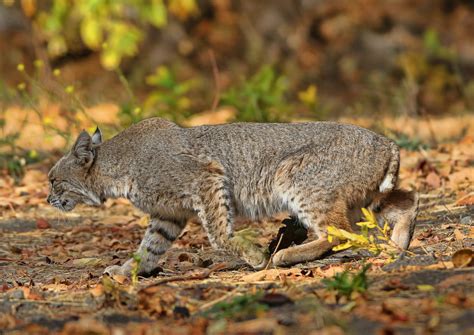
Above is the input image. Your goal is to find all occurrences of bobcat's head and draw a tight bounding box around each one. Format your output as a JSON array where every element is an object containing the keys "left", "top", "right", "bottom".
[{"left": 47, "top": 128, "right": 103, "bottom": 211}]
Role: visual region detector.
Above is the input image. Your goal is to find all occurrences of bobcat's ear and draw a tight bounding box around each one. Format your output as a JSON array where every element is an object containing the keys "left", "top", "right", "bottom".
[
  {"left": 92, "top": 127, "right": 102, "bottom": 145},
  {"left": 72, "top": 130, "right": 95, "bottom": 167}
]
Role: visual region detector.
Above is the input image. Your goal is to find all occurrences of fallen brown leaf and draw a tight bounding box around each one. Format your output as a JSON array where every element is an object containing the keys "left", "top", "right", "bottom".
[
  {"left": 438, "top": 273, "right": 474, "bottom": 289},
  {"left": 36, "top": 218, "right": 50, "bottom": 229},
  {"left": 226, "top": 318, "right": 281, "bottom": 334},
  {"left": 89, "top": 284, "right": 104, "bottom": 297},
  {"left": 448, "top": 168, "right": 474, "bottom": 189},
  {"left": 20, "top": 287, "right": 42, "bottom": 300},
  {"left": 72, "top": 257, "right": 103, "bottom": 267},
  {"left": 453, "top": 228, "right": 465, "bottom": 241},
  {"left": 452, "top": 249, "right": 474, "bottom": 268},
  {"left": 21, "top": 169, "right": 46, "bottom": 185},
  {"left": 426, "top": 172, "right": 441, "bottom": 189},
  {"left": 240, "top": 268, "right": 312, "bottom": 282},
  {"left": 110, "top": 274, "right": 128, "bottom": 284},
  {"left": 456, "top": 193, "right": 474, "bottom": 206}
]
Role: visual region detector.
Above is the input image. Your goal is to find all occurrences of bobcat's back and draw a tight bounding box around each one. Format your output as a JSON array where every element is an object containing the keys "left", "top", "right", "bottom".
[{"left": 179, "top": 122, "right": 396, "bottom": 214}]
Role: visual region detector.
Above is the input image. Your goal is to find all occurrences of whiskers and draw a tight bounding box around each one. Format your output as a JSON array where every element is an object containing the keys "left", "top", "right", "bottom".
[{"left": 53, "top": 209, "right": 67, "bottom": 226}]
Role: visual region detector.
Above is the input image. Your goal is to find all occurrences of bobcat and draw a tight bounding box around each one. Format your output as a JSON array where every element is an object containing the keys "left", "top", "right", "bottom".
[{"left": 47, "top": 118, "right": 418, "bottom": 276}]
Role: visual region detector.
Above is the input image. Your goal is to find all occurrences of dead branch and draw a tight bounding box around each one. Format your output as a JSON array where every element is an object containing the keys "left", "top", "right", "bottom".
[
  {"left": 208, "top": 49, "right": 221, "bottom": 112},
  {"left": 140, "top": 262, "right": 228, "bottom": 292}
]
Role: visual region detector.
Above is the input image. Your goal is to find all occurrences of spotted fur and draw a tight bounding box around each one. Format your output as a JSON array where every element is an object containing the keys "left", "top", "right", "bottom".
[{"left": 47, "top": 118, "right": 418, "bottom": 275}]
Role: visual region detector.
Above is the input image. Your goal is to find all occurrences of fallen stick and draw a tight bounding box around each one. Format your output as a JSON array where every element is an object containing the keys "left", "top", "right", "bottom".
[
  {"left": 265, "top": 233, "right": 283, "bottom": 270},
  {"left": 3, "top": 298, "right": 87, "bottom": 307},
  {"left": 0, "top": 258, "right": 21, "bottom": 262},
  {"left": 140, "top": 262, "right": 228, "bottom": 292}
]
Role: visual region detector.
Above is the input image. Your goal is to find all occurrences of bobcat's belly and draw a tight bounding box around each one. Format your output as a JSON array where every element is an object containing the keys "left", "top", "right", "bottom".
[{"left": 232, "top": 189, "right": 290, "bottom": 220}]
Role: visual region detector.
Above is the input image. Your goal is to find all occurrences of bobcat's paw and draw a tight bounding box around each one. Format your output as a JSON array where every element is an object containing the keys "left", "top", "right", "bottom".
[
  {"left": 242, "top": 248, "right": 269, "bottom": 270},
  {"left": 103, "top": 265, "right": 130, "bottom": 277},
  {"left": 103, "top": 265, "right": 129, "bottom": 277},
  {"left": 103, "top": 262, "right": 133, "bottom": 277},
  {"left": 230, "top": 232, "right": 269, "bottom": 270},
  {"left": 271, "top": 249, "right": 293, "bottom": 267}
]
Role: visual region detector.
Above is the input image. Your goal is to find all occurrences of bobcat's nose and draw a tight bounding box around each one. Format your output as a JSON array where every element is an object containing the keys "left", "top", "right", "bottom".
[{"left": 46, "top": 195, "right": 52, "bottom": 204}]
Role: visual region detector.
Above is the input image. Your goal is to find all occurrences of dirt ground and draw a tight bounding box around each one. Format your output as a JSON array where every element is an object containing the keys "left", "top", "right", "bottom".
[{"left": 1, "top": 136, "right": 473, "bottom": 334}]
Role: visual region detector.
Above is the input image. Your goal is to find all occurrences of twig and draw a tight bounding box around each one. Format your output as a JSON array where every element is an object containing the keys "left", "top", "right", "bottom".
[
  {"left": 265, "top": 233, "right": 284, "bottom": 270},
  {"left": 3, "top": 298, "right": 87, "bottom": 307},
  {"left": 140, "top": 262, "right": 228, "bottom": 291},
  {"left": 419, "top": 107, "right": 438, "bottom": 148},
  {"left": 420, "top": 245, "right": 435, "bottom": 259},
  {"left": 0, "top": 258, "right": 21, "bottom": 262},
  {"left": 208, "top": 49, "right": 221, "bottom": 112},
  {"left": 198, "top": 291, "right": 239, "bottom": 311},
  {"left": 441, "top": 203, "right": 454, "bottom": 223},
  {"left": 115, "top": 68, "right": 138, "bottom": 107}
]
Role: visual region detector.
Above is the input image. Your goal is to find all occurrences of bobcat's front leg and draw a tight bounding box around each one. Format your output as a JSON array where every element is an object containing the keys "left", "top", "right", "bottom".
[
  {"left": 104, "top": 216, "right": 185, "bottom": 277},
  {"left": 194, "top": 165, "right": 268, "bottom": 269}
]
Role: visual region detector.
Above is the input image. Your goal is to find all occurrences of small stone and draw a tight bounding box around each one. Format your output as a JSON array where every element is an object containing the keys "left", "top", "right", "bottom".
[
  {"left": 36, "top": 218, "right": 50, "bottom": 229},
  {"left": 173, "top": 306, "right": 190, "bottom": 318},
  {"left": 8, "top": 289, "right": 25, "bottom": 300},
  {"left": 460, "top": 216, "right": 471, "bottom": 225},
  {"left": 259, "top": 293, "right": 293, "bottom": 307}
]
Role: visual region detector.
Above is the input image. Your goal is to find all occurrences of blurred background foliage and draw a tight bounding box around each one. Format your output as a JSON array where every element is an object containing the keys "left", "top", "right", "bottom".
[{"left": 1, "top": 0, "right": 474, "bottom": 176}]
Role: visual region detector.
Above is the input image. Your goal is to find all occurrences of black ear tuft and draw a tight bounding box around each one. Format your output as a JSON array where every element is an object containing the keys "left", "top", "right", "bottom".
[
  {"left": 72, "top": 130, "right": 94, "bottom": 166},
  {"left": 92, "top": 126, "right": 103, "bottom": 145}
]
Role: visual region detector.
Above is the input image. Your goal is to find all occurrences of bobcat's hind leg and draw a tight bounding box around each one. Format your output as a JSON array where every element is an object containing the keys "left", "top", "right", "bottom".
[
  {"left": 194, "top": 163, "right": 268, "bottom": 269},
  {"left": 272, "top": 198, "right": 350, "bottom": 267},
  {"left": 104, "top": 216, "right": 186, "bottom": 277},
  {"left": 371, "top": 189, "right": 418, "bottom": 250}
]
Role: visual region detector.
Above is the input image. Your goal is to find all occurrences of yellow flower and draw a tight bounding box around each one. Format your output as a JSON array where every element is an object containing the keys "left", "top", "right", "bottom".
[
  {"left": 28, "top": 149, "right": 38, "bottom": 159},
  {"left": 417, "top": 285, "right": 434, "bottom": 292},
  {"left": 356, "top": 208, "right": 378, "bottom": 229},
  {"left": 298, "top": 84, "right": 318, "bottom": 106},
  {"left": 133, "top": 107, "right": 142, "bottom": 115},
  {"left": 65, "top": 85, "right": 74, "bottom": 94},
  {"left": 333, "top": 241, "right": 353, "bottom": 251},
  {"left": 356, "top": 220, "right": 377, "bottom": 229},
  {"left": 362, "top": 208, "right": 377, "bottom": 224},
  {"left": 34, "top": 60, "right": 43, "bottom": 68},
  {"left": 43, "top": 117, "right": 53, "bottom": 126},
  {"left": 17, "top": 63, "right": 25, "bottom": 72},
  {"left": 53, "top": 69, "right": 61, "bottom": 77},
  {"left": 17, "top": 82, "right": 26, "bottom": 90}
]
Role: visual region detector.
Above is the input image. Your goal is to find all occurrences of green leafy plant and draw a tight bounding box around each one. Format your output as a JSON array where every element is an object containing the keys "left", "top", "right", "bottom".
[
  {"left": 0, "top": 60, "right": 95, "bottom": 180},
  {"left": 0, "top": 136, "right": 42, "bottom": 182},
  {"left": 15, "top": 62, "right": 89, "bottom": 145},
  {"left": 391, "top": 132, "right": 429, "bottom": 151},
  {"left": 35, "top": 0, "right": 198, "bottom": 70},
  {"left": 0, "top": 127, "right": 43, "bottom": 181},
  {"left": 204, "top": 292, "right": 268, "bottom": 320},
  {"left": 119, "top": 65, "right": 195, "bottom": 125},
  {"left": 142, "top": 66, "right": 195, "bottom": 123},
  {"left": 221, "top": 66, "right": 291, "bottom": 122},
  {"left": 130, "top": 252, "right": 141, "bottom": 286},
  {"left": 395, "top": 28, "right": 466, "bottom": 114},
  {"left": 322, "top": 265, "right": 371, "bottom": 299}
]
